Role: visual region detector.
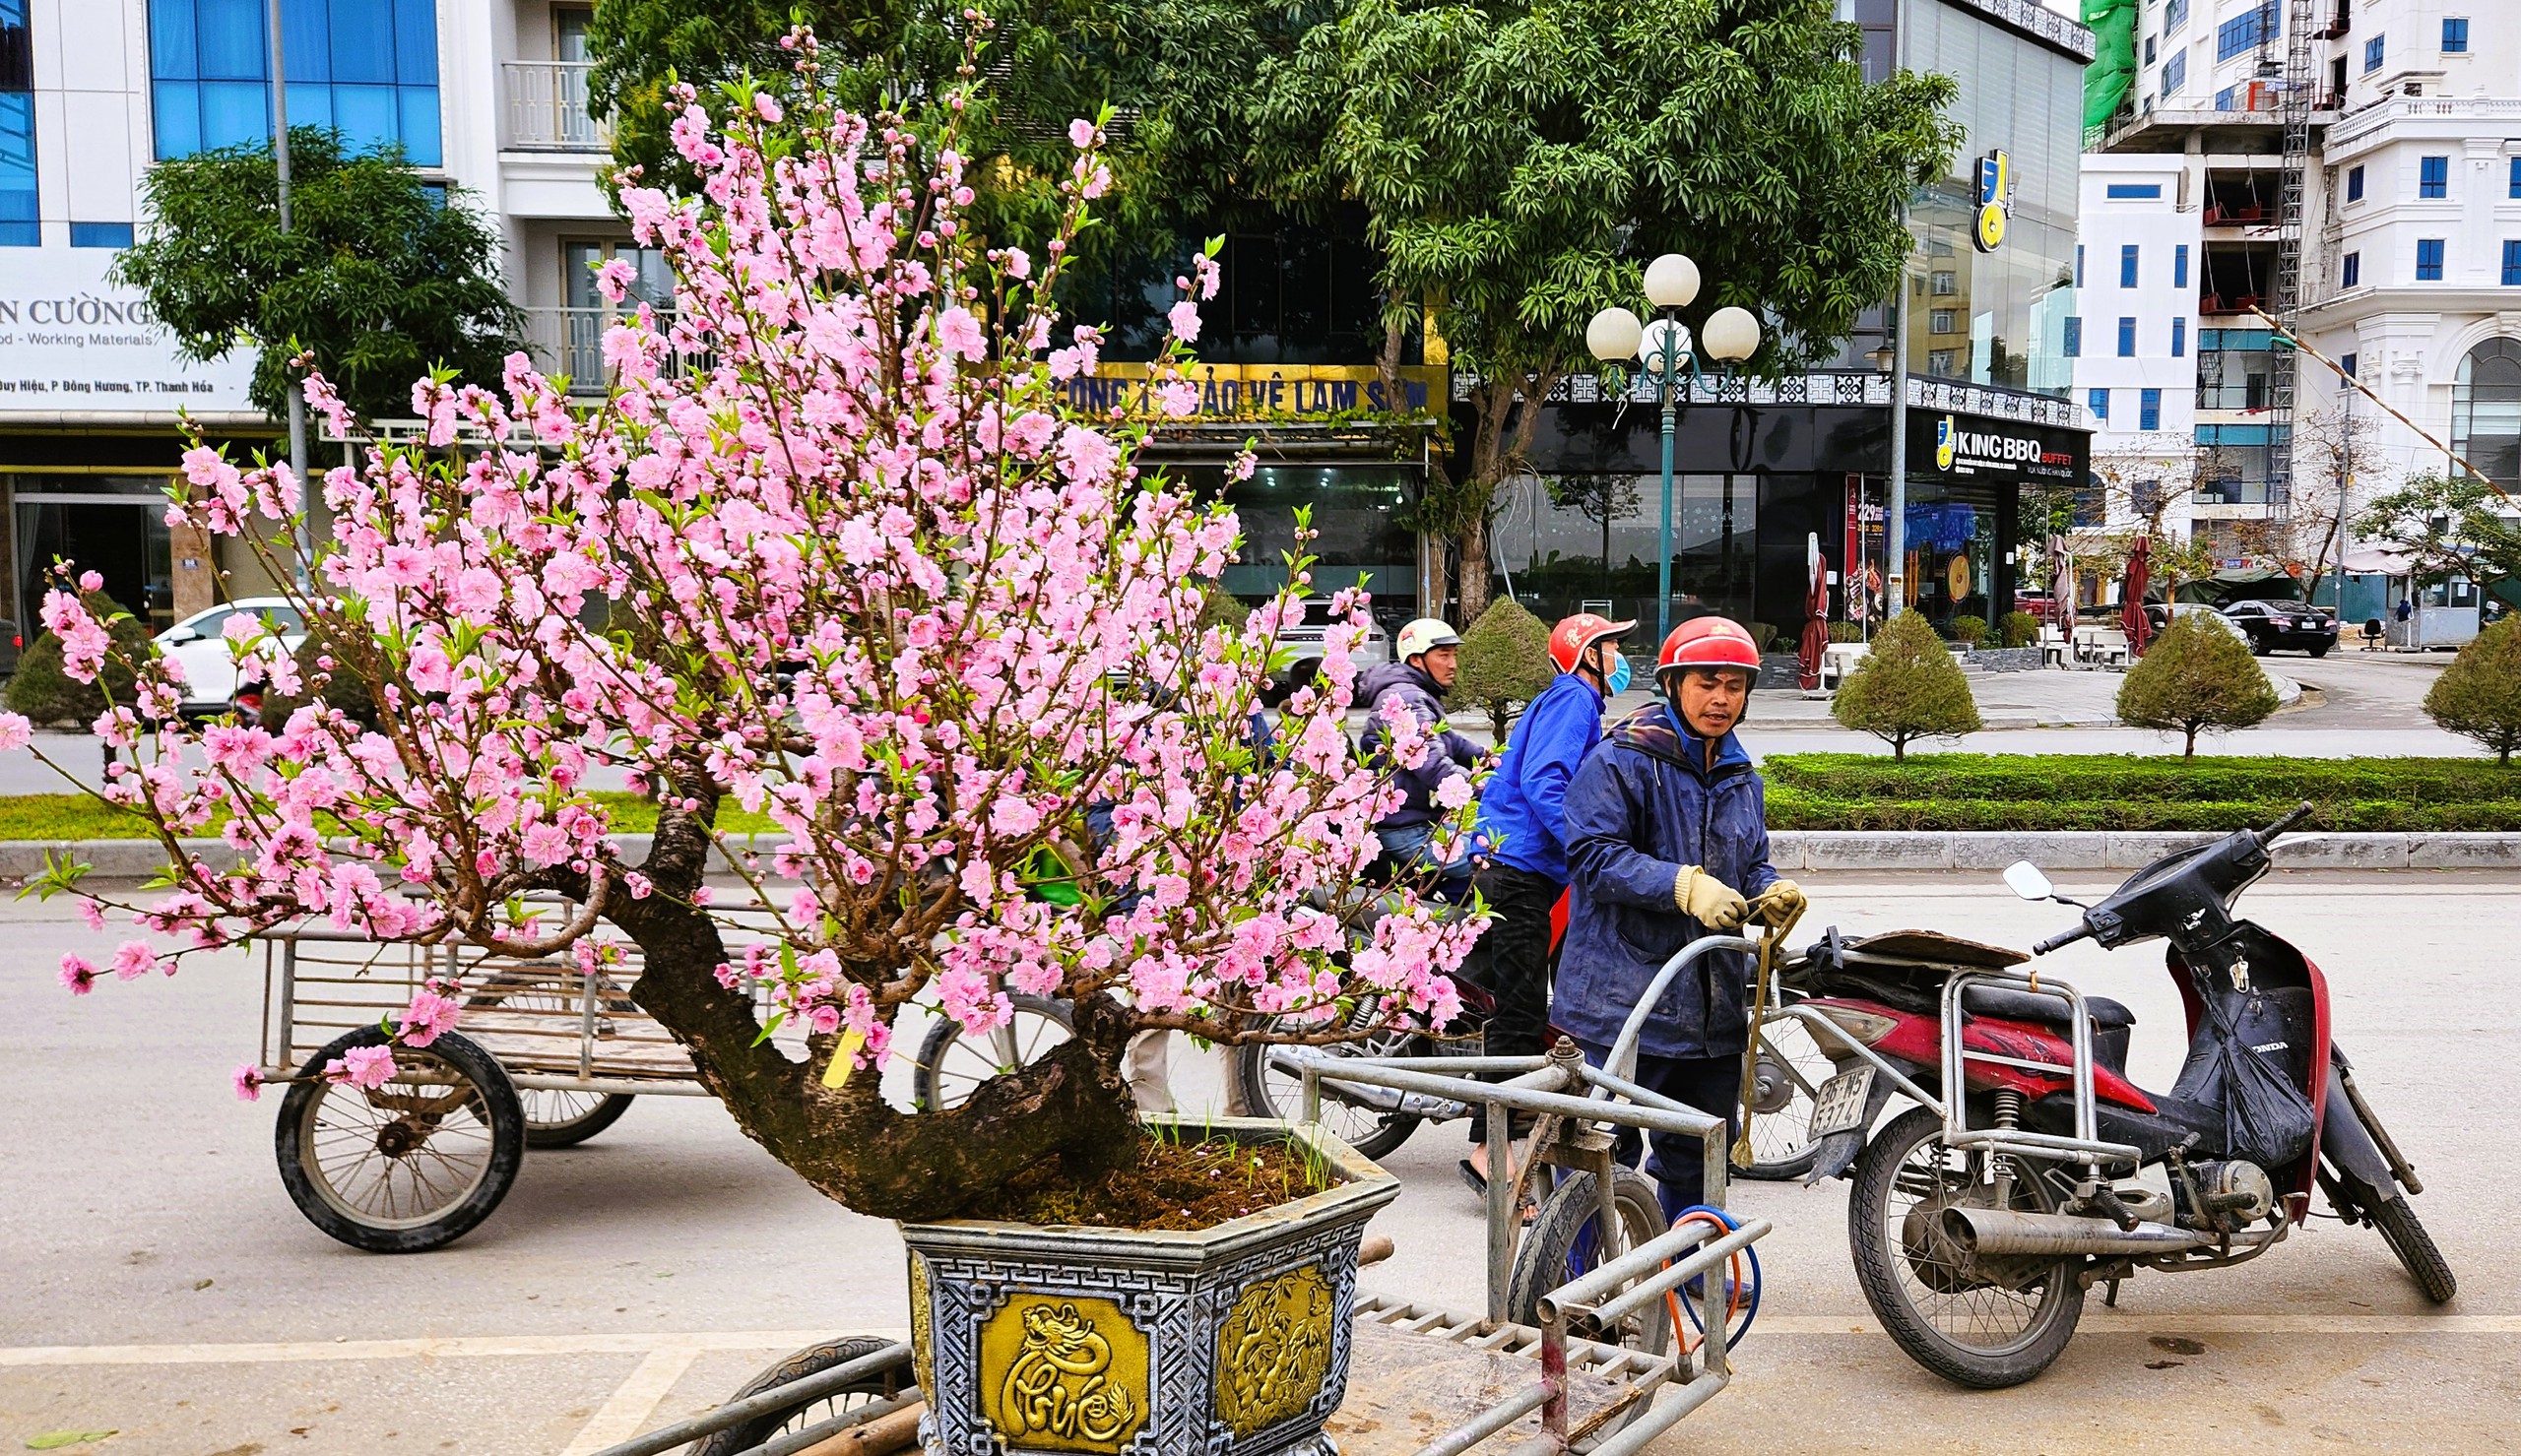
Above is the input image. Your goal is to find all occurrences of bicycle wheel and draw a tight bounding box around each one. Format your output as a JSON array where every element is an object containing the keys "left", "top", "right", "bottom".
[
  {"left": 1504, "top": 1167, "right": 1672, "bottom": 1439},
  {"left": 514, "top": 1088, "right": 634, "bottom": 1148},
  {"left": 911, "top": 994, "right": 1073, "bottom": 1110},
  {"left": 690, "top": 1336, "right": 914, "bottom": 1456},
  {"left": 1738, "top": 1005, "right": 1831, "bottom": 1181},
  {"left": 463, "top": 971, "right": 637, "bottom": 1147},
  {"left": 1232, "top": 1021, "right": 1424, "bottom": 1161},
  {"left": 274, "top": 1026, "right": 524, "bottom": 1253}
]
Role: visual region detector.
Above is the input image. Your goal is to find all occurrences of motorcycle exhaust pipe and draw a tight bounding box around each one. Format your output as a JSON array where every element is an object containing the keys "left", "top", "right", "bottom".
[{"left": 1941, "top": 1206, "right": 2209, "bottom": 1258}]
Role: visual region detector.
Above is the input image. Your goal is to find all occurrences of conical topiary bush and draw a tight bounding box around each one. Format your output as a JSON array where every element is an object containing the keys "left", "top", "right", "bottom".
[{"left": 1830, "top": 608, "right": 1982, "bottom": 760}]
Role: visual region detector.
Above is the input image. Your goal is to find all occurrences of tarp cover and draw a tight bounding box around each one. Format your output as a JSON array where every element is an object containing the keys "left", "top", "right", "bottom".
[{"left": 2083, "top": 0, "right": 2138, "bottom": 139}]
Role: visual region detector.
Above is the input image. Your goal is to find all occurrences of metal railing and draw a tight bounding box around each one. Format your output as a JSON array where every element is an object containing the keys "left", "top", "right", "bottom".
[
  {"left": 523, "top": 306, "right": 692, "bottom": 394},
  {"left": 2196, "top": 383, "right": 2272, "bottom": 411},
  {"left": 2328, "top": 95, "right": 2521, "bottom": 152},
  {"left": 505, "top": 60, "right": 610, "bottom": 151}
]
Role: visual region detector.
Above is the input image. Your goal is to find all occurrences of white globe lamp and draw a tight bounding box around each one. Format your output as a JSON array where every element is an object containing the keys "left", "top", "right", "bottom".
[{"left": 1643, "top": 254, "right": 1701, "bottom": 310}]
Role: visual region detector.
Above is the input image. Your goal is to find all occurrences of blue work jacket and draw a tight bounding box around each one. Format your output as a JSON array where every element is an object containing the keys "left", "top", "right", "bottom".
[
  {"left": 1472, "top": 671, "right": 1607, "bottom": 884},
  {"left": 1357, "top": 662, "right": 1478, "bottom": 829},
  {"left": 1553, "top": 702, "right": 1778, "bottom": 1060}
]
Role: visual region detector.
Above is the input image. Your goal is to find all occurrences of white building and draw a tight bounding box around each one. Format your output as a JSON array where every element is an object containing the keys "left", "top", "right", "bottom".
[
  {"left": 2089, "top": 0, "right": 2521, "bottom": 604},
  {"left": 2071, "top": 154, "right": 2206, "bottom": 538},
  {"left": 0, "top": 0, "right": 632, "bottom": 629}
]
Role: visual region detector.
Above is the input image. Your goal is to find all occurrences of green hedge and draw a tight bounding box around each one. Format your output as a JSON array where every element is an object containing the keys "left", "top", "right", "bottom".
[{"left": 1763, "top": 753, "right": 2521, "bottom": 832}]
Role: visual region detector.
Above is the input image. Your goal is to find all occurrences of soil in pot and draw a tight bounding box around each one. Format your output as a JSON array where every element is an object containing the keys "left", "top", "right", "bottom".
[{"left": 956, "top": 1132, "right": 1331, "bottom": 1232}]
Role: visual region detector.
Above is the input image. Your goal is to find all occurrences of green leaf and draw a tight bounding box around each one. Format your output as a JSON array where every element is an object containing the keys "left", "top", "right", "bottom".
[
  {"left": 752, "top": 1011, "right": 786, "bottom": 1046},
  {"left": 26, "top": 1433, "right": 118, "bottom": 1450}
]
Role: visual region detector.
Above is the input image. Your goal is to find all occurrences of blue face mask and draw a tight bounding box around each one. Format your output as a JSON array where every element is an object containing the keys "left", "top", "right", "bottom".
[{"left": 1604, "top": 652, "right": 1633, "bottom": 696}]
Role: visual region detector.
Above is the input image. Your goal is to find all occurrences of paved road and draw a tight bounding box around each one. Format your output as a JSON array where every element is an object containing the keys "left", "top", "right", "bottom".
[{"left": 4, "top": 870, "right": 2511, "bottom": 1453}]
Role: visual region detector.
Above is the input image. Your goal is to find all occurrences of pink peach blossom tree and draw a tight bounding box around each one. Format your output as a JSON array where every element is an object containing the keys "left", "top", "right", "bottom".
[{"left": 21, "top": 38, "right": 1476, "bottom": 1221}]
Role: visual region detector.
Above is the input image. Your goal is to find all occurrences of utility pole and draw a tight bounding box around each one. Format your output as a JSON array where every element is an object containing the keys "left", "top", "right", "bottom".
[
  {"left": 268, "top": 0, "right": 310, "bottom": 590},
  {"left": 1884, "top": 203, "right": 1909, "bottom": 624}
]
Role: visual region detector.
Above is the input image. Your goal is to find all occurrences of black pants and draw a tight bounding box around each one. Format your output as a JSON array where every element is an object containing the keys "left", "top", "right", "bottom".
[
  {"left": 1460, "top": 862, "right": 1562, "bottom": 1144},
  {"left": 1578, "top": 1039, "right": 1742, "bottom": 1222}
]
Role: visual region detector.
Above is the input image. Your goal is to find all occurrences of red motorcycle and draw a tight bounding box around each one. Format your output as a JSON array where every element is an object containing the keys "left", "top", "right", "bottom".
[{"left": 1776, "top": 805, "right": 2453, "bottom": 1388}]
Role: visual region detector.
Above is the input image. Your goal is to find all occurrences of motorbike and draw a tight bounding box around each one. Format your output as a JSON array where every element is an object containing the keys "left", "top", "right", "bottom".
[{"left": 1774, "top": 804, "right": 2454, "bottom": 1388}]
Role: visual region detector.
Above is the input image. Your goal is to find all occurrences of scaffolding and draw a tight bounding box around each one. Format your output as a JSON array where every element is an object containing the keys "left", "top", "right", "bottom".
[{"left": 2264, "top": 0, "right": 2319, "bottom": 524}]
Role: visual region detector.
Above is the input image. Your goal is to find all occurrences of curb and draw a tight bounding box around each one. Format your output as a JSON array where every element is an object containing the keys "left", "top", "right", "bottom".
[{"left": 1767, "top": 830, "right": 2521, "bottom": 871}]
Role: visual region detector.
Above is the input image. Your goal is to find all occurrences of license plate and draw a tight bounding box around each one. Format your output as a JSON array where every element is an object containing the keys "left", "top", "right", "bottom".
[{"left": 1806, "top": 1066, "right": 1876, "bottom": 1139}]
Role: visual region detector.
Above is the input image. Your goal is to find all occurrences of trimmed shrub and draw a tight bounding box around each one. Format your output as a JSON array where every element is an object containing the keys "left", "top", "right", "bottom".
[
  {"left": 1828, "top": 620, "right": 1865, "bottom": 644},
  {"left": 6, "top": 592, "right": 151, "bottom": 728},
  {"left": 1455, "top": 597, "right": 1557, "bottom": 735},
  {"left": 1747, "top": 621, "right": 1787, "bottom": 654},
  {"left": 254, "top": 628, "right": 381, "bottom": 730},
  {"left": 2000, "top": 610, "right": 2041, "bottom": 649},
  {"left": 2115, "top": 610, "right": 2280, "bottom": 757},
  {"left": 1829, "top": 608, "right": 1982, "bottom": 760},
  {"left": 1196, "top": 583, "right": 1248, "bottom": 636},
  {"left": 1949, "top": 614, "right": 1989, "bottom": 650},
  {"left": 2424, "top": 617, "right": 2521, "bottom": 766}
]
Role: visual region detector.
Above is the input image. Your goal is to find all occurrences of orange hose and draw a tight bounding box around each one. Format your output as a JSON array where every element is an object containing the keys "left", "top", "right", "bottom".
[{"left": 1661, "top": 1210, "right": 1751, "bottom": 1355}]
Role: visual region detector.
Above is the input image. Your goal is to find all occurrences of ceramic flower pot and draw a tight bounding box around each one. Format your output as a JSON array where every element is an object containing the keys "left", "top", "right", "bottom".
[{"left": 900, "top": 1117, "right": 1399, "bottom": 1456}]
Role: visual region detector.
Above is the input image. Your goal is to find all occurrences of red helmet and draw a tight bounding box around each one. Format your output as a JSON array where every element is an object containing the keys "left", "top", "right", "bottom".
[
  {"left": 1548, "top": 612, "right": 1636, "bottom": 673},
  {"left": 1655, "top": 616, "right": 1763, "bottom": 678}
]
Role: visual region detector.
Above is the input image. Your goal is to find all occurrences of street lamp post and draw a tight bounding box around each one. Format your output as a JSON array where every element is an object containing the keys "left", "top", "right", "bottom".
[{"left": 1586, "top": 255, "right": 1762, "bottom": 644}]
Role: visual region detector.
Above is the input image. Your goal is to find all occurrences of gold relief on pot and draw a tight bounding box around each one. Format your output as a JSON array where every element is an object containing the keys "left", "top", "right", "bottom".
[
  {"left": 1213, "top": 1263, "right": 1336, "bottom": 1436},
  {"left": 977, "top": 1295, "right": 1149, "bottom": 1453},
  {"left": 906, "top": 1252, "right": 934, "bottom": 1398}
]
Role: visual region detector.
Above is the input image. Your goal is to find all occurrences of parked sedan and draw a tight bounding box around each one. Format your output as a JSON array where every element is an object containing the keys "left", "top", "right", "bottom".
[
  {"left": 154, "top": 598, "right": 309, "bottom": 717},
  {"left": 2218, "top": 599, "right": 2340, "bottom": 657}
]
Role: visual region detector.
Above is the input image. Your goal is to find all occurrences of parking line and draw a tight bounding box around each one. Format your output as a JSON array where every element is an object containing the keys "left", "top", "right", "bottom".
[{"left": 557, "top": 1344, "right": 704, "bottom": 1456}]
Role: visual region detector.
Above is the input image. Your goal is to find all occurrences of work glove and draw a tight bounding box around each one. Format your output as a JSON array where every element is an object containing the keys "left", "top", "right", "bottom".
[
  {"left": 1753, "top": 879, "right": 1807, "bottom": 928},
  {"left": 1673, "top": 866, "right": 1750, "bottom": 930}
]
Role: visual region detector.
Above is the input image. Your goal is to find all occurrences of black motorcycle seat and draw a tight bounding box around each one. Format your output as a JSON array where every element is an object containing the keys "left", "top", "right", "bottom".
[{"left": 1962, "top": 982, "right": 2136, "bottom": 1032}]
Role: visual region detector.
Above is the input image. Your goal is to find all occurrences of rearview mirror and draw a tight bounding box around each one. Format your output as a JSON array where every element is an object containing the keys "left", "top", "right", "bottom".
[
  {"left": 2003, "top": 860, "right": 2054, "bottom": 903},
  {"left": 161, "top": 626, "right": 199, "bottom": 645}
]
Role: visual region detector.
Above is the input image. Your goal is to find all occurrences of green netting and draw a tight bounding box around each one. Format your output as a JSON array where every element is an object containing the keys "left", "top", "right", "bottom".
[{"left": 2083, "top": 0, "right": 2138, "bottom": 142}]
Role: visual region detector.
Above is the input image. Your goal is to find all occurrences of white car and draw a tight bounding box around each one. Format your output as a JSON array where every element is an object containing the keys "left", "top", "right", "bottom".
[
  {"left": 154, "top": 598, "right": 309, "bottom": 716},
  {"left": 1276, "top": 598, "right": 1392, "bottom": 665}
]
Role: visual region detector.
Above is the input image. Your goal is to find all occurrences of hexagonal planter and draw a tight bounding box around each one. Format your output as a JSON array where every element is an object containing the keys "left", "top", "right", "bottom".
[{"left": 901, "top": 1117, "right": 1399, "bottom": 1456}]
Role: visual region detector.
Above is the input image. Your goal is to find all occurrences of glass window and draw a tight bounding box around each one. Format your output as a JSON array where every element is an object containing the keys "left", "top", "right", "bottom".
[
  {"left": 2121, "top": 244, "right": 2140, "bottom": 287},
  {"left": 2503, "top": 240, "right": 2521, "bottom": 287},
  {"left": 2365, "top": 34, "right": 2384, "bottom": 72},
  {"left": 2145, "top": 34, "right": 2156, "bottom": 64},
  {"left": 2117, "top": 316, "right": 2137, "bottom": 355},
  {"left": 2140, "top": 388, "right": 2163, "bottom": 431},
  {"left": 2418, "top": 238, "right": 2444, "bottom": 281},
  {"left": 2089, "top": 388, "right": 2110, "bottom": 421},
  {"left": 2215, "top": 86, "right": 2237, "bottom": 112},
  {"left": 2172, "top": 318, "right": 2187, "bottom": 356},
  {"left": 2341, "top": 351, "right": 2358, "bottom": 377},
  {"left": 2107, "top": 182, "right": 2164, "bottom": 199},
  {"left": 2453, "top": 339, "right": 2521, "bottom": 487},
  {"left": 149, "top": 0, "right": 440, "bottom": 164},
  {"left": 2217, "top": 2, "right": 2275, "bottom": 61},
  {"left": 2075, "top": 245, "right": 2084, "bottom": 288},
  {"left": 2343, "top": 251, "right": 2360, "bottom": 287},
  {"left": 2347, "top": 164, "right": 2364, "bottom": 202},
  {"left": 2165, "top": 0, "right": 2188, "bottom": 32},
  {"left": 2441, "top": 18, "right": 2468, "bottom": 54},
  {"left": 2420, "top": 156, "right": 2448, "bottom": 198},
  {"left": 1930, "top": 307, "right": 1957, "bottom": 333},
  {"left": 2173, "top": 244, "right": 2189, "bottom": 288},
  {"left": 2063, "top": 316, "right": 2082, "bottom": 356},
  {"left": 2164, "top": 50, "right": 2186, "bottom": 97},
  {"left": 0, "top": 0, "right": 30, "bottom": 247},
  {"left": 2511, "top": 158, "right": 2521, "bottom": 199},
  {"left": 70, "top": 222, "right": 134, "bottom": 248}
]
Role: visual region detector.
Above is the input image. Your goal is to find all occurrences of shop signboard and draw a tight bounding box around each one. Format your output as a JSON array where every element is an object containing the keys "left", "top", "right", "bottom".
[
  {"left": 1067, "top": 363, "right": 1444, "bottom": 423},
  {"left": 1909, "top": 409, "right": 2084, "bottom": 485},
  {"left": 0, "top": 248, "right": 257, "bottom": 417}
]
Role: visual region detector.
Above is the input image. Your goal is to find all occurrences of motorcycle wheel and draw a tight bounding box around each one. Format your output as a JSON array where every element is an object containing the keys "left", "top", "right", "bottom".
[
  {"left": 689, "top": 1336, "right": 910, "bottom": 1456},
  {"left": 911, "top": 994, "right": 1072, "bottom": 1111},
  {"left": 1846, "top": 1106, "right": 2084, "bottom": 1389},
  {"left": 1231, "top": 1019, "right": 1423, "bottom": 1161},
  {"left": 1737, "top": 1004, "right": 1830, "bottom": 1181},
  {"left": 2366, "top": 1193, "right": 2457, "bottom": 1303}
]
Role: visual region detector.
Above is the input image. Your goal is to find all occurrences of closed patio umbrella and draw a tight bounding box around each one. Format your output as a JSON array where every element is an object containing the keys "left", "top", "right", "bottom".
[
  {"left": 2122, "top": 536, "right": 2153, "bottom": 655},
  {"left": 1799, "top": 533, "right": 1829, "bottom": 691}
]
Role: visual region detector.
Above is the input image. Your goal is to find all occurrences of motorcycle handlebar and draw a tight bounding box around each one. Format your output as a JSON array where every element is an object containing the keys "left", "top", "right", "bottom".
[
  {"left": 2033, "top": 919, "right": 2095, "bottom": 956},
  {"left": 2257, "top": 801, "right": 2315, "bottom": 846}
]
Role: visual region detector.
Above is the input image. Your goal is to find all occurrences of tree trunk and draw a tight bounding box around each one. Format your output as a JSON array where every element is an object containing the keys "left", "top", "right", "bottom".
[
  {"left": 1456, "top": 511, "right": 1492, "bottom": 625},
  {"left": 2184, "top": 723, "right": 2200, "bottom": 758}
]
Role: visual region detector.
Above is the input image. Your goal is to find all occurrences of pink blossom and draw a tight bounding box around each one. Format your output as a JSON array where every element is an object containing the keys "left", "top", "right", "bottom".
[
  {"left": 78, "top": 571, "right": 102, "bottom": 593},
  {"left": 58, "top": 955, "right": 97, "bottom": 995},
  {"left": 400, "top": 988, "right": 461, "bottom": 1047},
  {"left": 232, "top": 1063, "right": 265, "bottom": 1102},
  {"left": 1167, "top": 301, "right": 1202, "bottom": 344},
  {"left": 331, "top": 1044, "right": 398, "bottom": 1090},
  {"left": 936, "top": 306, "right": 987, "bottom": 361},
  {"left": 0, "top": 713, "right": 30, "bottom": 752},
  {"left": 110, "top": 940, "right": 160, "bottom": 981},
  {"left": 1067, "top": 118, "right": 1097, "bottom": 149}
]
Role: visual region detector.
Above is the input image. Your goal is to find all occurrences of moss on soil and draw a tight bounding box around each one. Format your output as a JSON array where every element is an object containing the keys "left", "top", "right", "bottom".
[{"left": 956, "top": 1131, "right": 1332, "bottom": 1232}]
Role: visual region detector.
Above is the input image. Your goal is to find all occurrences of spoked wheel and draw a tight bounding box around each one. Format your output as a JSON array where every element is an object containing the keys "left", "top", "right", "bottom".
[
  {"left": 1846, "top": 1107, "right": 2084, "bottom": 1389},
  {"left": 462, "top": 971, "right": 637, "bottom": 1147},
  {"left": 274, "top": 1026, "right": 524, "bottom": 1253},
  {"left": 1738, "top": 1005, "right": 1831, "bottom": 1181},
  {"left": 690, "top": 1336, "right": 915, "bottom": 1456},
  {"left": 912, "top": 994, "right": 1073, "bottom": 1111},
  {"left": 1505, "top": 1167, "right": 1673, "bottom": 1436},
  {"left": 1231, "top": 1012, "right": 1426, "bottom": 1161}
]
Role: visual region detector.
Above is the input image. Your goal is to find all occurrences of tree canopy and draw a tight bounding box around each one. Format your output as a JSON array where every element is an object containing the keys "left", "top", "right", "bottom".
[
  {"left": 1830, "top": 608, "right": 1980, "bottom": 760},
  {"left": 1251, "top": 0, "right": 1961, "bottom": 618},
  {"left": 2115, "top": 611, "right": 2279, "bottom": 757},
  {"left": 2424, "top": 617, "right": 2521, "bottom": 767},
  {"left": 2353, "top": 473, "right": 2521, "bottom": 591},
  {"left": 112, "top": 128, "right": 522, "bottom": 424}
]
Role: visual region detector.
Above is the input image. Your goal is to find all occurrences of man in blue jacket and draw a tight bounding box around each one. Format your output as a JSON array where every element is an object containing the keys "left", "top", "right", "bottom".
[
  {"left": 1357, "top": 618, "right": 1480, "bottom": 882},
  {"left": 1556, "top": 616, "right": 1805, "bottom": 1220},
  {"left": 1455, "top": 612, "right": 1634, "bottom": 1192}
]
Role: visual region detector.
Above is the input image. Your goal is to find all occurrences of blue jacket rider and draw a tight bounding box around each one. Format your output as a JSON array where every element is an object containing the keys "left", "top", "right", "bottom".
[{"left": 1554, "top": 615, "right": 1804, "bottom": 1218}]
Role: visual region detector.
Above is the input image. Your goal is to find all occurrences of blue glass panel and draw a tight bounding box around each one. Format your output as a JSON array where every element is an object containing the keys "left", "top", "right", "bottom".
[
  {"left": 397, "top": 84, "right": 439, "bottom": 165},
  {"left": 282, "top": 0, "right": 329, "bottom": 82},
  {"left": 285, "top": 81, "right": 331, "bottom": 129},
  {"left": 329, "top": 0, "right": 393, "bottom": 84},
  {"left": 0, "top": 221, "right": 35, "bottom": 246},
  {"left": 0, "top": 92, "right": 32, "bottom": 188},
  {"left": 151, "top": 0, "right": 199, "bottom": 81},
  {"left": 200, "top": 79, "right": 269, "bottom": 148},
  {"left": 70, "top": 222, "right": 136, "bottom": 248},
  {"left": 197, "top": 0, "right": 267, "bottom": 80},
  {"left": 331, "top": 82, "right": 394, "bottom": 151},
  {"left": 394, "top": 0, "right": 436, "bottom": 85},
  {"left": 152, "top": 79, "right": 201, "bottom": 158}
]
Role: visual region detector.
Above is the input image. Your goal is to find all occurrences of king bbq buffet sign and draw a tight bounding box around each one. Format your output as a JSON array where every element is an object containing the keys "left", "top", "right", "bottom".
[{"left": 1910, "top": 410, "right": 2083, "bottom": 484}]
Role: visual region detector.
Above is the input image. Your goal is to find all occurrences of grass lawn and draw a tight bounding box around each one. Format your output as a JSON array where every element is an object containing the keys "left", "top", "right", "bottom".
[{"left": 0, "top": 791, "right": 779, "bottom": 842}]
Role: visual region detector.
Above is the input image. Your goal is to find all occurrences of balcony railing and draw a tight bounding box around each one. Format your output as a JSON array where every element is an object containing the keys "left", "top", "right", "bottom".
[
  {"left": 2329, "top": 96, "right": 2521, "bottom": 152},
  {"left": 505, "top": 61, "right": 610, "bottom": 152},
  {"left": 2196, "top": 384, "right": 2271, "bottom": 411},
  {"left": 525, "top": 307, "right": 692, "bottom": 394}
]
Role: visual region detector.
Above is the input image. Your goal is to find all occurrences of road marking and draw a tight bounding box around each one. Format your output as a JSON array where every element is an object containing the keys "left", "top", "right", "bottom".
[
  {"left": 1756, "top": 1313, "right": 2521, "bottom": 1336},
  {"left": 557, "top": 1344, "right": 704, "bottom": 1456},
  {"left": 0, "top": 1330, "right": 901, "bottom": 1366}
]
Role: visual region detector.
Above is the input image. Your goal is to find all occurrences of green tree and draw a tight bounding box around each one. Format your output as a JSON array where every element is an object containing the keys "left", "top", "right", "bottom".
[
  {"left": 5, "top": 592, "right": 153, "bottom": 728},
  {"left": 2354, "top": 473, "right": 2521, "bottom": 592},
  {"left": 111, "top": 129, "right": 523, "bottom": 423},
  {"left": 2115, "top": 611, "right": 2279, "bottom": 757},
  {"left": 1547, "top": 473, "right": 1641, "bottom": 591},
  {"left": 1253, "top": 0, "right": 1960, "bottom": 622},
  {"left": 1830, "top": 608, "right": 1980, "bottom": 760},
  {"left": 2424, "top": 617, "right": 2521, "bottom": 766},
  {"left": 2000, "top": 610, "right": 2040, "bottom": 648},
  {"left": 1454, "top": 597, "right": 1558, "bottom": 734}
]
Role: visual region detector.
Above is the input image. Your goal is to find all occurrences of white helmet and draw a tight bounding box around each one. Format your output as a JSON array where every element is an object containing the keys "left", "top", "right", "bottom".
[{"left": 1394, "top": 617, "right": 1462, "bottom": 662}]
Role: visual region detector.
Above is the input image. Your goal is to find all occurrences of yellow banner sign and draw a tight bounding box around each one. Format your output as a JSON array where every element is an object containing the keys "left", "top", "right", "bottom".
[{"left": 1063, "top": 363, "right": 1444, "bottom": 422}]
